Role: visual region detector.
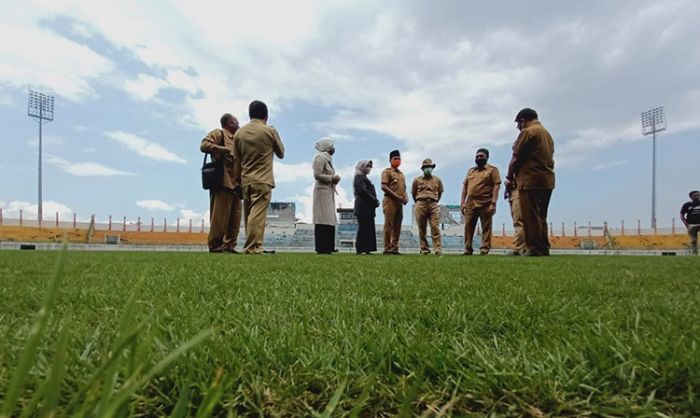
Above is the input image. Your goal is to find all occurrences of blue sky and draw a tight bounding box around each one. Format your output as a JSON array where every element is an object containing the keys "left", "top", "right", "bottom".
[{"left": 1, "top": 0, "right": 699, "bottom": 229}]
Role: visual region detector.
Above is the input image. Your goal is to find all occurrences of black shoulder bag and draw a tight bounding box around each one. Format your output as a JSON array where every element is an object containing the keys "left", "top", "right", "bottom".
[{"left": 201, "top": 130, "right": 225, "bottom": 190}]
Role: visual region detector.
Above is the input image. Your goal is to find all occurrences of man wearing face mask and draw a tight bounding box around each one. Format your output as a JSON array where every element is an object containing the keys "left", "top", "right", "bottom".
[
  {"left": 461, "top": 148, "right": 501, "bottom": 255},
  {"left": 506, "top": 108, "right": 555, "bottom": 256},
  {"left": 381, "top": 150, "right": 408, "bottom": 254},
  {"left": 411, "top": 159, "right": 444, "bottom": 255}
]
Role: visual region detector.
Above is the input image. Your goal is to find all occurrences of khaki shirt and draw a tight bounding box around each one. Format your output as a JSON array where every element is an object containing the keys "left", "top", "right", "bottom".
[
  {"left": 381, "top": 167, "right": 407, "bottom": 199},
  {"left": 512, "top": 120, "right": 555, "bottom": 190},
  {"left": 233, "top": 119, "right": 285, "bottom": 188},
  {"left": 464, "top": 164, "right": 501, "bottom": 207},
  {"left": 200, "top": 128, "right": 237, "bottom": 190},
  {"left": 411, "top": 175, "right": 444, "bottom": 201}
]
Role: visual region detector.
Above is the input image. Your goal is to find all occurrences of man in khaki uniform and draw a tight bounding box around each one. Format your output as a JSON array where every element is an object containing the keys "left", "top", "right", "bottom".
[
  {"left": 411, "top": 158, "right": 444, "bottom": 255},
  {"left": 381, "top": 150, "right": 408, "bottom": 254},
  {"left": 504, "top": 181, "right": 526, "bottom": 255},
  {"left": 461, "top": 148, "right": 501, "bottom": 255},
  {"left": 506, "top": 108, "right": 555, "bottom": 256},
  {"left": 200, "top": 113, "right": 242, "bottom": 253},
  {"left": 233, "top": 100, "right": 285, "bottom": 254}
]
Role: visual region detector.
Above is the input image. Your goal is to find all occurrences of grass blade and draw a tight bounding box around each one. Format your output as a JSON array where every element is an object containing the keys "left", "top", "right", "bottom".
[{"left": 1, "top": 247, "right": 66, "bottom": 418}]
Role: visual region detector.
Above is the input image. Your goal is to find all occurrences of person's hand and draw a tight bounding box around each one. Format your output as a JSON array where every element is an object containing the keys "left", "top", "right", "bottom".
[
  {"left": 461, "top": 204, "right": 467, "bottom": 215},
  {"left": 402, "top": 196, "right": 409, "bottom": 205},
  {"left": 504, "top": 178, "right": 512, "bottom": 190},
  {"left": 487, "top": 202, "right": 496, "bottom": 215},
  {"left": 332, "top": 175, "right": 341, "bottom": 184}
]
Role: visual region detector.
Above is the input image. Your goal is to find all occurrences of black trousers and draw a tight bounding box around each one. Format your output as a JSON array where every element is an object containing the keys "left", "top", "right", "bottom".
[
  {"left": 314, "top": 224, "right": 336, "bottom": 253},
  {"left": 356, "top": 216, "right": 377, "bottom": 253},
  {"left": 519, "top": 188, "right": 553, "bottom": 255}
]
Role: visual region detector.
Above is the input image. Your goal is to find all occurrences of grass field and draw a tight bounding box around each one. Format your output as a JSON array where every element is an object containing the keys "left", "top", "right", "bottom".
[{"left": 1, "top": 251, "right": 698, "bottom": 417}]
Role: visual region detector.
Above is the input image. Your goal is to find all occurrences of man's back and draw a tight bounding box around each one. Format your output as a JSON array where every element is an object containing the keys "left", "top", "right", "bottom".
[
  {"left": 512, "top": 121, "right": 555, "bottom": 190},
  {"left": 233, "top": 119, "right": 285, "bottom": 188}
]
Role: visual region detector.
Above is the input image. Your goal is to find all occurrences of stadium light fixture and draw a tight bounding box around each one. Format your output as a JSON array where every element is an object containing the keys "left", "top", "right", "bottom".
[
  {"left": 640, "top": 106, "right": 666, "bottom": 230},
  {"left": 27, "top": 88, "right": 55, "bottom": 224}
]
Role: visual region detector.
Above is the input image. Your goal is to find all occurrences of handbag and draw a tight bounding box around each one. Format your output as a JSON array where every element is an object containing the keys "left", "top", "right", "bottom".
[{"left": 201, "top": 130, "right": 225, "bottom": 190}]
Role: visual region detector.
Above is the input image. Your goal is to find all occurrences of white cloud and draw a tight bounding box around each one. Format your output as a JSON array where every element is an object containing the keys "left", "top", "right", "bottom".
[
  {"left": 123, "top": 74, "right": 168, "bottom": 101},
  {"left": 274, "top": 161, "right": 313, "bottom": 184},
  {"left": 178, "top": 208, "right": 210, "bottom": 228},
  {"left": 593, "top": 160, "right": 630, "bottom": 171},
  {"left": 26, "top": 135, "right": 64, "bottom": 148},
  {"left": 136, "top": 199, "right": 175, "bottom": 211},
  {"left": 104, "top": 131, "right": 186, "bottom": 163},
  {"left": 0, "top": 18, "right": 113, "bottom": 101},
  {"left": 1, "top": 200, "right": 74, "bottom": 219},
  {"left": 45, "top": 155, "right": 133, "bottom": 177},
  {"left": 4, "top": 0, "right": 700, "bottom": 174}
]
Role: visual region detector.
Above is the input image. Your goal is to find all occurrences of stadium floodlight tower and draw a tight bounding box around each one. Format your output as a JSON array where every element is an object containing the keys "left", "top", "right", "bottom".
[
  {"left": 640, "top": 106, "right": 666, "bottom": 230},
  {"left": 28, "top": 88, "right": 55, "bottom": 224}
]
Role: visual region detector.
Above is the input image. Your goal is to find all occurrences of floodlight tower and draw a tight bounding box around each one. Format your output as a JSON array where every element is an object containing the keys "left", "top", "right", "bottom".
[
  {"left": 640, "top": 106, "right": 666, "bottom": 230},
  {"left": 28, "top": 88, "right": 55, "bottom": 224}
]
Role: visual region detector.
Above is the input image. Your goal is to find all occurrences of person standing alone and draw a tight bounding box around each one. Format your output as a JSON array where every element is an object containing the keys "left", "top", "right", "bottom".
[
  {"left": 200, "top": 113, "right": 242, "bottom": 253},
  {"left": 680, "top": 190, "right": 700, "bottom": 255},
  {"left": 381, "top": 150, "right": 407, "bottom": 255},
  {"left": 312, "top": 137, "right": 340, "bottom": 254},
  {"left": 506, "top": 108, "right": 555, "bottom": 256},
  {"left": 233, "top": 100, "right": 285, "bottom": 254}
]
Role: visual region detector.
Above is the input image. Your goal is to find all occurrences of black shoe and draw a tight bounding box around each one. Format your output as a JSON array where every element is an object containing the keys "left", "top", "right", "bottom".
[
  {"left": 223, "top": 248, "right": 239, "bottom": 254},
  {"left": 262, "top": 249, "right": 276, "bottom": 254}
]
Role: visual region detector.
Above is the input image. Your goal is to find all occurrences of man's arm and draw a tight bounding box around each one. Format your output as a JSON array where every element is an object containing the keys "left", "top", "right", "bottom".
[
  {"left": 380, "top": 170, "right": 402, "bottom": 201},
  {"left": 271, "top": 128, "right": 285, "bottom": 159},
  {"left": 200, "top": 130, "right": 229, "bottom": 155},
  {"left": 507, "top": 131, "right": 529, "bottom": 180},
  {"left": 460, "top": 176, "right": 468, "bottom": 213},
  {"left": 437, "top": 178, "right": 444, "bottom": 202},
  {"left": 411, "top": 179, "right": 418, "bottom": 202},
  {"left": 680, "top": 204, "right": 689, "bottom": 228}
]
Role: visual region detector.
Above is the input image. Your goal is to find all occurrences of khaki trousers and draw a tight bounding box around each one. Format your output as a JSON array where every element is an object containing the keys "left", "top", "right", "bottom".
[
  {"left": 242, "top": 183, "right": 272, "bottom": 254},
  {"left": 519, "top": 188, "right": 553, "bottom": 255},
  {"left": 414, "top": 200, "right": 441, "bottom": 253},
  {"left": 383, "top": 197, "right": 403, "bottom": 252},
  {"left": 508, "top": 189, "right": 526, "bottom": 254},
  {"left": 688, "top": 224, "right": 699, "bottom": 254},
  {"left": 208, "top": 188, "right": 242, "bottom": 251},
  {"left": 464, "top": 203, "right": 493, "bottom": 254}
]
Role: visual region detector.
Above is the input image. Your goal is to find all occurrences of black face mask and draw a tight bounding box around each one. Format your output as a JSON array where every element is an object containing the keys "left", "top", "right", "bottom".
[{"left": 475, "top": 158, "right": 487, "bottom": 167}]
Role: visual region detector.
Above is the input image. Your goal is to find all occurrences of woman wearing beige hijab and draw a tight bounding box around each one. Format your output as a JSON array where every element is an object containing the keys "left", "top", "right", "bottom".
[{"left": 312, "top": 137, "right": 340, "bottom": 254}]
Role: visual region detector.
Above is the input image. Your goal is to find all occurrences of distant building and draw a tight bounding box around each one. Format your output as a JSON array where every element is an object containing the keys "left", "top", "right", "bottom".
[{"left": 267, "top": 202, "right": 295, "bottom": 228}]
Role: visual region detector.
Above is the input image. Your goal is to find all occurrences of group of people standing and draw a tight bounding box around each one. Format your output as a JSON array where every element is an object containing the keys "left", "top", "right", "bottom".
[
  {"left": 201, "top": 100, "right": 284, "bottom": 254},
  {"left": 310, "top": 107, "right": 556, "bottom": 257},
  {"left": 201, "top": 102, "right": 556, "bottom": 257}
]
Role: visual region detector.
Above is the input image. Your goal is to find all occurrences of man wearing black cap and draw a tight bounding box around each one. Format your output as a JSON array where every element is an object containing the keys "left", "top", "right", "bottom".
[
  {"left": 411, "top": 158, "right": 444, "bottom": 255},
  {"left": 506, "top": 108, "right": 555, "bottom": 256},
  {"left": 461, "top": 148, "right": 501, "bottom": 255},
  {"left": 381, "top": 150, "right": 408, "bottom": 254}
]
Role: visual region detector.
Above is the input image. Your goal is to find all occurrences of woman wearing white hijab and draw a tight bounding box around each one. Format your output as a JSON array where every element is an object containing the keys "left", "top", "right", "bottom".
[
  {"left": 312, "top": 137, "right": 340, "bottom": 254},
  {"left": 353, "top": 160, "right": 379, "bottom": 254}
]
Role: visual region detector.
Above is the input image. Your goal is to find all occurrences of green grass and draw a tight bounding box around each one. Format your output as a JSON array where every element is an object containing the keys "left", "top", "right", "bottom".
[{"left": 1, "top": 251, "right": 699, "bottom": 417}]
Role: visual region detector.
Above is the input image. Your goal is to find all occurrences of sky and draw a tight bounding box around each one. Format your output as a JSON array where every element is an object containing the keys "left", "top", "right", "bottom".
[{"left": 1, "top": 0, "right": 699, "bottom": 230}]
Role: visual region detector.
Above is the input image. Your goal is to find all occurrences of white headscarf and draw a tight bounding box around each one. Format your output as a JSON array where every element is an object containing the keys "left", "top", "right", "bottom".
[
  {"left": 314, "top": 137, "right": 334, "bottom": 166},
  {"left": 354, "top": 160, "right": 372, "bottom": 176}
]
